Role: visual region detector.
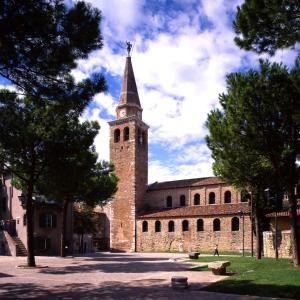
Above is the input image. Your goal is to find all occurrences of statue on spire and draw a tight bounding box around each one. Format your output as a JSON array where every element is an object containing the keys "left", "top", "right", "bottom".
[{"left": 126, "top": 41, "right": 133, "bottom": 56}]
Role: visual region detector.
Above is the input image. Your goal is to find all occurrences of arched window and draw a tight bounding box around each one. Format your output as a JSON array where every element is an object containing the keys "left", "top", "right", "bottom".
[
  {"left": 180, "top": 195, "right": 186, "bottom": 206},
  {"left": 168, "top": 220, "right": 175, "bottom": 232},
  {"left": 142, "top": 221, "right": 148, "bottom": 232},
  {"left": 224, "top": 191, "right": 231, "bottom": 203},
  {"left": 197, "top": 219, "right": 204, "bottom": 231},
  {"left": 231, "top": 217, "right": 239, "bottom": 231},
  {"left": 155, "top": 220, "right": 161, "bottom": 232},
  {"left": 194, "top": 193, "right": 200, "bottom": 205},
  {"left": 123, "top": 127, "right": 129, "bottom": 141},
  {"left": 114, "top": 129, "right": 120, "bottom": 143},
  {"left": 209, "top": 192, "right": 215, "bottom": 204},
  {"left": 213, "top": 218, "right": 220, "bottom": 231},
  {"left": 166, "top": 196, "right": 172, "bottom": 208},
  {"left": 182, "top": 220, "right": 189, "bottom": 231}
]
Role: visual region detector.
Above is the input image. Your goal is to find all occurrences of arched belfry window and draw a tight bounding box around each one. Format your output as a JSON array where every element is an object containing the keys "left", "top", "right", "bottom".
[
  {"left": 197, "top": 219, "right": 204, "bottom": 231},
  {"left": 166, "top": 196, "right": 172, "bottom": 208},
  {"left": 231, "top": 217, "right": 239, "bottom": 231},
  {"left": 209, "top": 192, "right": 215, "bottom": 204},
  {"left": 123, "top": 127, "right": 129, "bottom": 141},
  {"left": 180, "top": 195, "right": 186, "bottom": 206},
  {"left": 168, "top": 221, "right": 174, "bottom": 232},
  {"left": 155, "top": 220, "right": 161, "bottom": 232},
  {"left": 213, "top": 218, "right": 220, "bottom": 231},
  {"left": 194, "top": 193, "right": 200, "bottom": 205},
  {"left": 114, "top": 129, "right": 120, "bottom": 143},
  {"left": 142, "top": 221, "right": 148, "bottom": 232},
  {"left": 224, "top": 191, "right": 231, "bottom": 203},
  {"left": 182, "top": 220, "right": 189, "bottom": 231}
]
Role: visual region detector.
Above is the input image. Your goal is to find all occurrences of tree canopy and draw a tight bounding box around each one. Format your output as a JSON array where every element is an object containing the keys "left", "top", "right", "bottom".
[
  {"left": 0, "top": 0, "right": 104, "bottom": 97},
  {"left": 233, "top": 0, "right": 300, "bottom": 55}
]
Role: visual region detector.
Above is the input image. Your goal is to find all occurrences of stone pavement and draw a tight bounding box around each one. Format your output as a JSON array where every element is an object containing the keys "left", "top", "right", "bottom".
[{"left": 0, "top": 252, "right": 290, "bottom": 299}]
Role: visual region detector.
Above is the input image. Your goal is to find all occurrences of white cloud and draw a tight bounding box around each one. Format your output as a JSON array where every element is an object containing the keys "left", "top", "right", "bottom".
[{"left": 80, "top": 107, "right": 110, "bottom": 162}]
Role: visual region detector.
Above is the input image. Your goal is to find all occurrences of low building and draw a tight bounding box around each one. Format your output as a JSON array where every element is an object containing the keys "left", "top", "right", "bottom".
[
  {"left": 263, "top": 206, "right": 300, "bottom": 258},
  {"left": 0, "top": 172, "right": 73, "bottom": 256}
]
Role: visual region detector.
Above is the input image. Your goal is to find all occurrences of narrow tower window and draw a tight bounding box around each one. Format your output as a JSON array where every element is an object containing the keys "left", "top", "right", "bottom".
[
  {"left": 166, "top": 196, "right": 172, "bottom": 208},
  {"left": 213, "top": 218, "right": 220, "bottom": 231},
  {"left": 123, "top": 127, "right": 129, "bottom": 141},
  {"left": 194, "top": 193, "right": 200, "bottom": 205},
  {"left": 180, "top": 195, "right": 186, "bottom": 206},
  {"left": 168, "top": 221, "right": 175, "bottom": 232},
  {"left": 224, "top": 191, "right": 231, "bottom": 203},
  {"left": 114, "top": 129, "right": 120, "bottom": 143},
  {"left": 182, "top": 220, "right": 189, "bottom": 231},
  {"left": 197, "top": 219, "right": 204, "bottom": 231},
  {"left": 155, "top": 220, "right": 161, "bottom": 232},
  {"left": 209, "top": 192, "right": 215, "bottom": 204},
  {"left": 142, "top": 221, "right": 148, "bottom": 232},
  {"left": 231, "top": 217, "right": 239, "bottom": 231}
]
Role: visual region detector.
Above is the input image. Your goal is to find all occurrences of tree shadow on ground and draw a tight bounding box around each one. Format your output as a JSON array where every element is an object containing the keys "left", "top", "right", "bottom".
[
  {"left": 0, "top": 273, "right": 13, "bottom": 278},
  {"left": 38, "top": 260, "right": 190, "bottom": 275},
  {"left": 203, "top": 279, "right": 300, "bottom": 299},
  {"left": 0, "top": 280, "right": 216, "bottom": 300}
]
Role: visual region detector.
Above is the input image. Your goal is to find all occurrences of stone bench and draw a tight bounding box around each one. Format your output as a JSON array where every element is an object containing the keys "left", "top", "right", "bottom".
[
  {"left": 208, "top": 261, "right": 230, "bottom": 275},
  {"left": 171, "top": 276, "right": 188, "bottom": 289},
  {"left": 188, "top": 252, "right": 200, "bottom": 259}
]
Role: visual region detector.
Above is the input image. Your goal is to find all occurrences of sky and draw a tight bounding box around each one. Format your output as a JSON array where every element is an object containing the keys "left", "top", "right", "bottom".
[{"left": 2, "top": 0, "right": 298, "bottom": 184}]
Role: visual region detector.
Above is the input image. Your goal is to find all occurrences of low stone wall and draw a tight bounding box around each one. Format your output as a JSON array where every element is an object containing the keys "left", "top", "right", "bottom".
[
  {"left": 137, "top": 215, "right": 252, "bottom": 253},
  {"left": 263, "top": 230, "right": 293, "bottom": 258}
]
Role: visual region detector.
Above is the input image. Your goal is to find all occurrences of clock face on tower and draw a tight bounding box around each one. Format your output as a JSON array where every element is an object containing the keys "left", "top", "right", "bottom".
[{"left": 120, "top": 109, "right": 126, "bottom": 118}]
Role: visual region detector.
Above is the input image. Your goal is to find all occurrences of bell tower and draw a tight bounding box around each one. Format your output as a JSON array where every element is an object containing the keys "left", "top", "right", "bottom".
[{"left": 108, "top": 55, "right": 149, "bottom": 252}]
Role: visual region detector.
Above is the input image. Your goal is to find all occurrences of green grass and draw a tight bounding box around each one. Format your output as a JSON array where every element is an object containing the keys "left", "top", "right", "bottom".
[{"left": 194, "top": 256, "right": 300, "bottom": 299}]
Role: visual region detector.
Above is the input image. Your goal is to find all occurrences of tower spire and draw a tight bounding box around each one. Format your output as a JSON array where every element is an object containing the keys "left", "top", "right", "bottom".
[{"left": 116, "top": 55, "right": 142, "bottom": 119}]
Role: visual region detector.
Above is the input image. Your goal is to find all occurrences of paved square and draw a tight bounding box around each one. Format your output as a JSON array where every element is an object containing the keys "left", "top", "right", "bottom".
[{"left": 0, "top": 253, "right": 288, "bottom": 299}]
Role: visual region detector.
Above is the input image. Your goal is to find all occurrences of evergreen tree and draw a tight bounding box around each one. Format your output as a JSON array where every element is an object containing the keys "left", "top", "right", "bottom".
[
  {"left": 233, "top": 0, "right": 300, "bottom": 55},
  {"left": 206, "top": 59, "right": 300, "bottom": 267},
  {"left": 0, "top": 0, "right": 103, "bottom": 97}
]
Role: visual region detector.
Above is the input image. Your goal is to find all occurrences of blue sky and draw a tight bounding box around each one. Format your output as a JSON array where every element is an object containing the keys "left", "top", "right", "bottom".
[{"left": 2, "top": 0, "right": 298, "bottom": 183}]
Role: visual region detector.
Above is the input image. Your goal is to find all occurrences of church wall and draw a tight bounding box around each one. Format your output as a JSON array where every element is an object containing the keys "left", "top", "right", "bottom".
[
  {"left": 145, "top": 184, "right": 241, "bottom": 209},
  {"left": 136, "top": 214, "right": 252, "bottom": 253}
]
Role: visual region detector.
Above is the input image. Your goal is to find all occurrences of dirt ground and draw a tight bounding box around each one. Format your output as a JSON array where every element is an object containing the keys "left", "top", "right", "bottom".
[{"left": 0, "top": 252, "right": 289, "bottom": 299}]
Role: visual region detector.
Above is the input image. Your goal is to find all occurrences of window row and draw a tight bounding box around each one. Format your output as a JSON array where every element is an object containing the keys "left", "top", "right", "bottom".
[
  {"left": 165, "top": 191, "right": 235, "bottom": 207},
  {"left": 142, "top": 217, "right": 240, "bottom": 233},
  {"left": 114, "top": 127, "right": 146, "bottom": 145}
]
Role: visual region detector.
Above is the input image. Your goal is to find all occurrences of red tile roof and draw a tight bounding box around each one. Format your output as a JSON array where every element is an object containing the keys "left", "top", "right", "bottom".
[
  {"left": 147, "top": 176, "right": 224, "bottom": 191},
  {"left": 266, "top": 206, "right": 300, "bottom": 218},
  {"left": 138, "top": 203, "right": 250, "bottom": 219}
]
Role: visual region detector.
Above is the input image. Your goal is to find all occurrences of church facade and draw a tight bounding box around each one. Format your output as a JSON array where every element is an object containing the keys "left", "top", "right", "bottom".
[{"left": 107, "top": 56, "right": 253, "bottom": 253}]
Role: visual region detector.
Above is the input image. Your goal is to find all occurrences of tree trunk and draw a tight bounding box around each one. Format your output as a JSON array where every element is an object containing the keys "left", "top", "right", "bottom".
[
  {"left": 26, "top": 180, "right": 36, "bottom": 267},
  {"left": 60, "top": 199, "right": 68, "bottom": 257},
  {"left": 287, "top": 186, "right": 300, "bottom": 267},
  {"left": 254, "top": 207, "right": 262, "bottom": 260}
]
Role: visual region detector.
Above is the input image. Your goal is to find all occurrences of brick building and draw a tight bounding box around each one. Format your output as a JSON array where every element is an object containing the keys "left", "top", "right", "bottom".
[{"left": 107, "top": 55, "right": 252, "bottom": 253}]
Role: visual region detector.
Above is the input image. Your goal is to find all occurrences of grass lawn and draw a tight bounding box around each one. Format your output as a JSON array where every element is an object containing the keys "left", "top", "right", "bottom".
[{"left": 195, "top": 255, "right": 300, "bottom": 299}]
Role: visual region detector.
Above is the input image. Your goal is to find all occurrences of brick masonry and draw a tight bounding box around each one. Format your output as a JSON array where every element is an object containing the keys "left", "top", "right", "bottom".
[{"left": 109, "top": 118, "right": 148, "bottom": 252}]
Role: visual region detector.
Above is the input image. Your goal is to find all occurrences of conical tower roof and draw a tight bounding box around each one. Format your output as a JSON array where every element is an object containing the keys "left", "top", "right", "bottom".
[{"left": 118, "top": 56, "right": 141, "bottom": 108}]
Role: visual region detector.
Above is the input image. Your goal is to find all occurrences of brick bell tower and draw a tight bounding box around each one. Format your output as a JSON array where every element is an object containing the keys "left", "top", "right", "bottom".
[{"left": 108, "top": 55, "right": 149, "bottom": 252}]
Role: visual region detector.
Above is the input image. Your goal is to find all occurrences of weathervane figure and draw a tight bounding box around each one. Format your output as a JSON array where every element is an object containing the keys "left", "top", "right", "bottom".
[{"left": 126, "top": 41, "right": 133, "bottom": 56}]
